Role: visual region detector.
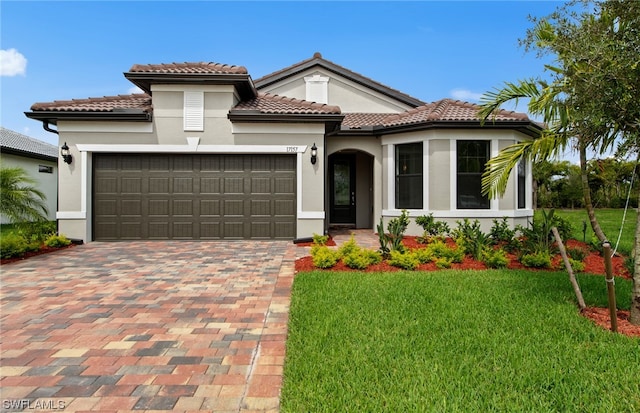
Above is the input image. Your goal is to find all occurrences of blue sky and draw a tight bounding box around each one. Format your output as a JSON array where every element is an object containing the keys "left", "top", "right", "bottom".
[{"left": 2, "top": 0, "right": 562, "bottom": 148}]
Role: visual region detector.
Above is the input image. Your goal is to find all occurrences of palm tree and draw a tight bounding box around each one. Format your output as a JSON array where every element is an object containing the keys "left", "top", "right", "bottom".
[{"left": 0, "top": 166, "right": 49, "bottom": 223}]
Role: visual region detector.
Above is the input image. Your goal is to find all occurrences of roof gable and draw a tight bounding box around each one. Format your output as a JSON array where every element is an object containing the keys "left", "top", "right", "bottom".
[{"left": 254, "top": 52, "right": 425, "bottom": 109}]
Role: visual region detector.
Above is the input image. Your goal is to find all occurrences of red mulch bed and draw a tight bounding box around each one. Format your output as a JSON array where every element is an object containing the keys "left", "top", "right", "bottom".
[
  {"left": 296, "top": 236, "right": 639, "bottom": 339},
  {"left": 1, "top": 244, "right": 77, "bottom": 265}
]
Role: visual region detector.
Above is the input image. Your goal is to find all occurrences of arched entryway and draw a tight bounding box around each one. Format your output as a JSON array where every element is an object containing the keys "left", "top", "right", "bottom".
[{"left": 328, "top": 150, "right": 374, "bottom": 229}]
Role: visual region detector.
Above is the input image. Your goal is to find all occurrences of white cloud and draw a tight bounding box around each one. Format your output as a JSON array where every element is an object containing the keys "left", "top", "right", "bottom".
[
  {"left": 128, "top": 86, "right": 144, "bottom": 94},
  {"left": 0, "top": 48, "right": 27, "bottom": 77},
  {"left": 450, "top": 88, "right": 483, "bottom": 102}
]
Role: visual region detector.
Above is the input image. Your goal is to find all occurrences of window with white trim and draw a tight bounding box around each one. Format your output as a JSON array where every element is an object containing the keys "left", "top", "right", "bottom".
[
  {"left": 456, "top": 140, "right": 490, "bottom": 209},
  {"left": 517, "top": 159, "right": 526, "bottom": 209},
  {"left": 395, "top": 142, "right": 423, "bottom": 209}
]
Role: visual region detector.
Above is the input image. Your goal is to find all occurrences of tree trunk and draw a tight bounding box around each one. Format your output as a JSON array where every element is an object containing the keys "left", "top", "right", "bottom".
[
  {"left": 629, "top": 188, "right": 640, "bottom": 325},
  {"left": 579, "top": 144, "right": 608, "bottom": 242}
]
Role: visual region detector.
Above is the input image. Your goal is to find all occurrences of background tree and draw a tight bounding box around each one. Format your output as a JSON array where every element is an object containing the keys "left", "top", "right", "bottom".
[
  {"left": 0, "top": 166, "right": 48, "bottom": 223},
  {"left": 479, "top": 0, "right": 640, "bottom": 324}
]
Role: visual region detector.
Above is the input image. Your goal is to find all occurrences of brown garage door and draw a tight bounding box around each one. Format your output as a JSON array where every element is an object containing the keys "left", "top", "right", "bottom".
[{"left": 93, "top": 153, "right": 296, "bottom": 240}]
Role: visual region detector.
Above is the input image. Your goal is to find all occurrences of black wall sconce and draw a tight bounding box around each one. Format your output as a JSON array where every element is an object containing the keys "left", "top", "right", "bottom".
[
  {"left": 310, "top": 143, "right": 318, "bottom": 165},
  {"left": 61, "top": 142, "right": 72, "bottom": 164}
]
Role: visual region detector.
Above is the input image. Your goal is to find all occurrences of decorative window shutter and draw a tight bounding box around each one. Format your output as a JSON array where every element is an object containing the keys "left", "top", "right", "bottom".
[
  {"left": 304, "top": 74, "right": 329, "bottom": 104},
  {"left": 184, "top": 91, "right": 204, "bottom": 131}
]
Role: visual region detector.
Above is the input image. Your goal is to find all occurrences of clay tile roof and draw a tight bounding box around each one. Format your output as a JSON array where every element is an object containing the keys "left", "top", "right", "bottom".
[
  {"left": 0, "top": 127, "right": 58, "bottom": 159},
  {"left": 30, "top": 94, "right": 152, "bottom": 113},
  {"left": 233, "top": 93, "right": 341, "bottom": 115},
  {"left": 129, "top": 62, "right": 248, "bottom": 75},
  {"left": 342, "top": 113, "right": 394, "bottom": 129},
  {"left": 380, "top": 99, "right": 530, "bottom": 128}
]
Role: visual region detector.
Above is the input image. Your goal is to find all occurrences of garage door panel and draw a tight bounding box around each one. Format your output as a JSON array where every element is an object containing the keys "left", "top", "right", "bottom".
[
  {"left": 149, "top": 178, "right": 169, "bottom": 194},
  {"left": 121, "top": 200, "right": 142, "bottom": 216},
  {"left": 275, "top": 177, "right": 295, "bottom": 194},
  {"left": 200, "top": 177, "right": 221, "bottom": 194},
  {"left": 93, "top": 154, "right": 296, "bottom": 240}
]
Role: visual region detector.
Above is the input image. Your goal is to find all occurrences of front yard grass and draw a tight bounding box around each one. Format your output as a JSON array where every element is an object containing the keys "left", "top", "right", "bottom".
[{"left": 282, "top": 270, "right": 639, "bottom": 412}]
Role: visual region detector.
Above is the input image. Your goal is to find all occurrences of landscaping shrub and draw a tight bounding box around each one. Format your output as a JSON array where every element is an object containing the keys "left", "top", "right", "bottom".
[
  {"left": 435, "top": 257, "right": 453, "bottom": 269},
  {"left": 518, "top": 209, "right": 572, "bottom": 256},
  {"left": 338, "top": 234, "right": 360, "bottom": 257},
  {"left": 426, "top": 240, "right": 464, "bottom": 263},
  {"left": 311, "top": 246, "right": 341, "bottom": 269},
  {"left": 15, "top": 221, "right": 56, "bottom": 244},
  {"left": 566, "top": 245, "right": 588, "bottom": 261},
  {"left": 413, "top": 247, "right": 435, "bottom": 264},
  {"left": 312, "top": 233, "right": 329, "bottom": 246},
  {"left": 482, "top": 248, "right": 509, "bottom": 269},
  {"left": 520, "top": 251, "right": 552, "bottom": 268},
  {"left": 415, "top": 213, "right": 450, "bottom": 243},
  {"left": 44, "top": 234, "right": 71, "bottom": 248},
  {"left": 343, "top": 249, "right": 382, "bottom": 270},
  {"left": 0, "top": 233, "right": 28, "bottom": 259},
  {"left": 387, "top": 250, "right": 419, "bottom": 270},
  {"left": 452, "top": 219, "right": 490, "bottom": 260},
  {"left": 377, "top": 210, "right": 410, "bottom": 255},
  {"left": 568, "top": 258, "right": 585, "bottom": 272},
  {"left": 489, "top": 217, "right": 520, "bottom": 251}
]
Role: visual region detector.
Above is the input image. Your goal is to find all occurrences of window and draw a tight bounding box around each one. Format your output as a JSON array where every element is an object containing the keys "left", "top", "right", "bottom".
[
  {"left": 39, "top": 165, "right": 53, "bottom": 174},
  {"left": 517, "top": 159, "right": 526, "bottom": 209},
  {"left": 395, "top": 142, "right": 423, "bottom": 209},
  {"left": 457, "top": 140, "right": 490, "bottom": 209}
]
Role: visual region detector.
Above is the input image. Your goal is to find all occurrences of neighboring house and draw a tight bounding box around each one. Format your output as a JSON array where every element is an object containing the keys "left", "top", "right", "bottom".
[
  {"left": 0, "top": 127, "right": 58, "bottom": 223},
  {"left": 25, "top": 53, "right": 541, "bottom": 242}
]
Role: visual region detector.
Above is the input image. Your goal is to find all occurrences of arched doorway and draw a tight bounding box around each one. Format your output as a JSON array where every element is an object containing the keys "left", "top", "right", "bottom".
[{"left": 328, "top": 150, "right": 374, "bottom": 228}]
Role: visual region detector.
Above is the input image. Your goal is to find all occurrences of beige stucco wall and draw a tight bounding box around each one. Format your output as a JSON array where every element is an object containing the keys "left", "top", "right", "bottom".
[
  {"left": 0, "top": 153, "right": 58, "bottom": 223},
  {"left": 258, "top": 68, "right": 414, "bottom": 114}
]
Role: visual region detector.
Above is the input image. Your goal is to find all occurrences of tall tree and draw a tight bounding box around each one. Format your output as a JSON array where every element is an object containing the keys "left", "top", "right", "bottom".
[
  {"left": 478, "top": 0, "right": 640, "bottom": 324},
  {"left": 0, "top": 166, "right": 48, "bottom": 223}
]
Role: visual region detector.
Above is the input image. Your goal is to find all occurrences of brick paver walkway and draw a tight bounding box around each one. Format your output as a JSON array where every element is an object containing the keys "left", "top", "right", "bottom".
[{"left": 0, "top": 241, "right": 297, "bottom": 412}]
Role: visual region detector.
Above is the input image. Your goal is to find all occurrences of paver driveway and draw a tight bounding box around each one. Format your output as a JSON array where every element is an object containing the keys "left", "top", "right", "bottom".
[{"left": 0, "top": 241, "right": 297, "bottom": 412}]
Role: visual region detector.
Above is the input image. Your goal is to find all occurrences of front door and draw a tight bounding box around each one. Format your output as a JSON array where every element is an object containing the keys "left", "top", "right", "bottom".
[{"left": 330, "top": 154, "right": 356, "bottom": 225}]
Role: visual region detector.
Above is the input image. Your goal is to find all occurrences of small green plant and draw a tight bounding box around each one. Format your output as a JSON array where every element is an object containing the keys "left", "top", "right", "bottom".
[
  {"left": 377, "top": 210, "right": 410, "bottom": 255},
  {"left": 568, "top": 258, "right": 585, "bottom": 273},
  {"left": 311, "top": 246, "right": 341, "bottom": 269},
  {"left": 520, "top": 251, "right": 552, "bottom": 268},
  {"left": 44, "top": 234, "right": 71, "bottom": 248},
  {"left": 566, "top": 246, "right": 588, "bottom": 261},
  {"left": 413, "top": 247, "right": 435, "bottom": 264},
  {"left": 387, "top": 250, "right": 419, "bottom": 270},
  {"left": 518, "top": 209, "right": 572, "bottom": 256},
  {"left": 489, "top": 217, "right": 520, "bottom": 251},
  {"left": 624, "top": 256, "right": 634, "bottom": 276},
  {"left": 338, "top": 234, "right": 360, "bottom": 257},
  {"left": 482, "top": 248, "right": 509, "bottom": 269},
  {"left": 452, "top": 219, "right": 491, "bottom": 260},
  {"left": 0, "top": 233, "right": 29, "bottom": 259},
  {"left": 312, "top": 233, "right": 329, "bottom": 246},
  {"left": 435, "top": 257, "right": 453, "bottom": 269},
  {"left": 425, "top": 240, "right": 464, "bottom": 263},
  {"left": 343, "top": 249, "right": 382, "bottom": 270},
  {"left": 416, "top": 213, "right": 450, "bottom": 243}
]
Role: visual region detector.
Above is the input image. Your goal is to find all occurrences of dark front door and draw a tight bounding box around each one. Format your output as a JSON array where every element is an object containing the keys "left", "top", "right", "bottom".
[{"left": 330, "top": 154, "right": 356, "bottom": 224}]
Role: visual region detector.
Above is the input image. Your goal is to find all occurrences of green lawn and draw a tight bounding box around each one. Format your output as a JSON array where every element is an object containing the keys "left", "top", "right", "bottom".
[
  {"left": 282, "top": 270, "right": 639, "bottom": 412},
  {"left": 547, "top": 208, "right": 637, "bottom": 256}
]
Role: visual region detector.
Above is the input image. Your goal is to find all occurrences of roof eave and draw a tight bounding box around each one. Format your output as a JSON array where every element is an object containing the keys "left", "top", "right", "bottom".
[
  {"left": 337, "top": 120, "right": 543, "bottom": 138},
  {"left": 0, "top": 146, "right": 57, "bottom": 162},
  {"left": 228, "top": 112, "right": 344, "bottom": 132},
  {"left": 124, "top": 72, "right": 257, "bottom": 100},
  {"left": 25, "top": 110, "right": 152, "bottom": 125}
]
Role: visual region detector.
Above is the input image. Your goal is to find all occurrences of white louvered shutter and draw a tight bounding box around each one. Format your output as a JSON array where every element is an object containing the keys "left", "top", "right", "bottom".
[{"left": 184, "top": 91, "right": 204, "bottom": 131}]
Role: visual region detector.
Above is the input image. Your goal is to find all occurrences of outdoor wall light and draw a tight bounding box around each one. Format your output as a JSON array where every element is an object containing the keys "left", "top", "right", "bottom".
[
  {"left": 61, "top": 142, "right": 72, "bottom": 164},
  {"left": 310, "top": 143, "right": 318, "bottom": 165}
]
